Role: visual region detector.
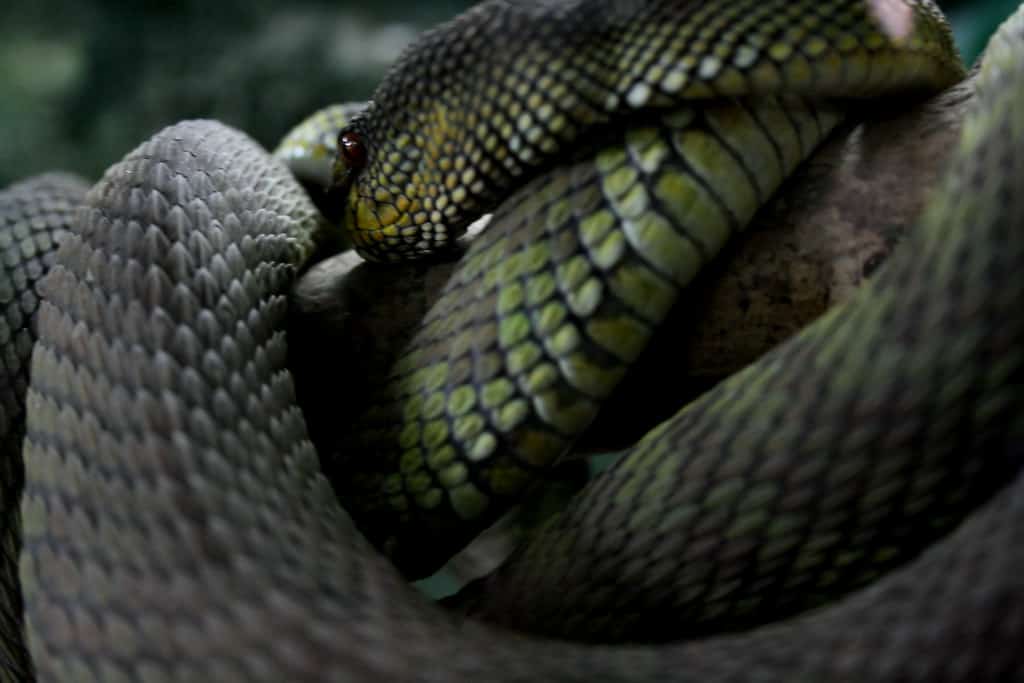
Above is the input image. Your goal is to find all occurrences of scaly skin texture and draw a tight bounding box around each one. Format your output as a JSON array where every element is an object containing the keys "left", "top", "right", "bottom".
[
  {"left": 2, "top": 1, "right": 1023, "bottom": 681},
  {"left": 335, "top": 0, "right": 960, "bottom": 260},
  {"left": 0, "top": 173, "right": 88, "bottom": 679},
  {"left": 325, "top": 0, "right": 965, "bottom": 578}
]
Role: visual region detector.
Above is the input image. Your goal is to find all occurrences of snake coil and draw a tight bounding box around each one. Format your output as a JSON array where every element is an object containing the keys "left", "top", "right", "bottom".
[{"left": 0, "top": 1, "right": 1022, "bottom": 680}]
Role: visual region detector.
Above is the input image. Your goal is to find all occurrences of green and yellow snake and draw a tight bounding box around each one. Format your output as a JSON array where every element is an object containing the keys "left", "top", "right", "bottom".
[{"left": 2, "top": 0, "right": 1023, "bottom": 679}]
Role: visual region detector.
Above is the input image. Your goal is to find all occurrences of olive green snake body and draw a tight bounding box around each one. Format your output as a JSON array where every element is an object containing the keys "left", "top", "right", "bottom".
[{"left": 1, "top": 0, "right": 1023, "bottom": 680}]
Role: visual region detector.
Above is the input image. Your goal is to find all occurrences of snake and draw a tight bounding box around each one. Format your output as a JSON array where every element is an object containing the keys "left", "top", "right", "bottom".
[{"left": 1, "top": 0, "right": 1023, "bottom": 679}]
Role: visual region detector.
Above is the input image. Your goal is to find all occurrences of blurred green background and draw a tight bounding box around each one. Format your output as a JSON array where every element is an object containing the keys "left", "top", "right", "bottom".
[{"left": 1, "top": 0, "right": 1019, "bottom": 188}]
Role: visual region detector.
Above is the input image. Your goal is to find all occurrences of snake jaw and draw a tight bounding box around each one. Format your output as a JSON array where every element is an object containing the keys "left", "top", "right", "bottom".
[
  {"left": 330, "top": 146, "right": 399, "bottom": 263},
  {"left": 338, "top": 165, "right": 477, "bottom": 261},
  {"left": 339, "top": 188, "right": 432, "bottom": 263},
  {"left": 328, "top": 130, "right": 457, "bottom": 261}
]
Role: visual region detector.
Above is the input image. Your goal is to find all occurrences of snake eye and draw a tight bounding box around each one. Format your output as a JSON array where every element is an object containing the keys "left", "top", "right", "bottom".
[{"left": 338, "top": 131, "right": 367, "bottom": 170}]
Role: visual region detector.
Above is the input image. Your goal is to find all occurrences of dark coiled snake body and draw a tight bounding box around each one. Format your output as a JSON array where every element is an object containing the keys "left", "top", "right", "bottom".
[{"left": 2, "top": 0, "right": 1023, "bottom": 680}]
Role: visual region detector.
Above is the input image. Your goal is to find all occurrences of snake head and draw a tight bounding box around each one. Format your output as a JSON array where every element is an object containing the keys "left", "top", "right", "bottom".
[{"left": 330, "top": 108, "right": 480, "bottom": 263}]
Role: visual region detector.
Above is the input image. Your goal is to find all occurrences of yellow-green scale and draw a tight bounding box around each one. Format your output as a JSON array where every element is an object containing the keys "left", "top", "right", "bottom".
[
  {"left": 332, "top": 96, "right": 847, "bottom": 575},
  {"left": 320, "top": 0, "right": 964, "bottom": 576},
  {"left": 337, "top": 0, "right": 961, "bottom": 262}
]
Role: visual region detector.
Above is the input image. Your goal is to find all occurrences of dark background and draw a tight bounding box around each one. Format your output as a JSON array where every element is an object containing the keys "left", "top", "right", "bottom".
[{"left": 0, "top": 0, "right": 1018, "bottom": 188}]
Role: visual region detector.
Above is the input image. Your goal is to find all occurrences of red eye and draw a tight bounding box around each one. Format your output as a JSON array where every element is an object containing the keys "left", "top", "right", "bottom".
[{"left": 338, "top": 131, "right": 367, "bottom": 169}]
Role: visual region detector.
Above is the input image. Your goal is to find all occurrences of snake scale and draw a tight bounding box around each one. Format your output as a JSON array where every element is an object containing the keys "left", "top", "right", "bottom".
[{"left": 1, "top": 0, "right": 1022, "bottom": 680}]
